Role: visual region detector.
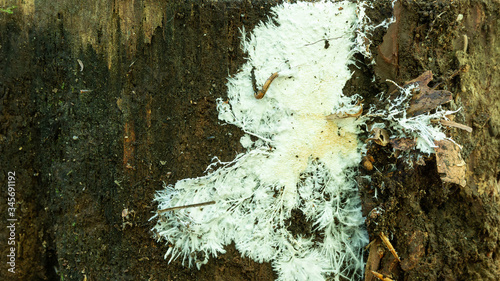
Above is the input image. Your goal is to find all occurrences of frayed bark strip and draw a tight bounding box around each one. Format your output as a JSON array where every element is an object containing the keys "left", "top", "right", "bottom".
[{"left": 436, "top": 119, "right": 472, "bottom": 133}]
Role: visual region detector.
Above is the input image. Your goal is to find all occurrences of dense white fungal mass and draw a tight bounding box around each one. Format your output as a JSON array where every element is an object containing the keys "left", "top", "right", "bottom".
[{"left": 152, "top": 1, "right": 370, "bottom": 280}]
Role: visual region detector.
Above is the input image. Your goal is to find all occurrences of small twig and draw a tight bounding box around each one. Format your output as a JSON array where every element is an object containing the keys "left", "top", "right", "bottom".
[
  {"left": 379, "top": 232, "right": 401, "bottom": 262},
  {"left": 371, "top": 271, "right": 394, "bottom": 281},
  {"left": 255, "top": 72, "right": 279, "bottom": 99},
  {"left": 242, "top": 129, "right": 274, "bottom": 143},
  {"left": 157, "top": 201, "right": 216, "bottom": 214},
  {"left": 433, "top": 119, "right": 473, "bottom": 133}
]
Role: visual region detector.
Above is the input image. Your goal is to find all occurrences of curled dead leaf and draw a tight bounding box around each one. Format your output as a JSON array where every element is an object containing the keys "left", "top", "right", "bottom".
[
  {"left": 367, "top": 128, "right": 389, "bottom": 146},
  {"left": 404, "top": 71, "right": 453, "bottom": 117}
]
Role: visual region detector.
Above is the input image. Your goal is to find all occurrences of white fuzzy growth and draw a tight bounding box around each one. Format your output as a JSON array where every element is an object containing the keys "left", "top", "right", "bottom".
[{"left": 153, "top": 1, "right": 369, "bottom": 280}]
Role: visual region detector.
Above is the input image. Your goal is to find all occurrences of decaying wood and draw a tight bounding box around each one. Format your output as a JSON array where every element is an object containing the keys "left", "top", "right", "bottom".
[
  {"left": 365, "top": 239, "right": 384, "bottom": 281},
  {"left": 401, "top": 230, "right": 428, "bottom": 271}
]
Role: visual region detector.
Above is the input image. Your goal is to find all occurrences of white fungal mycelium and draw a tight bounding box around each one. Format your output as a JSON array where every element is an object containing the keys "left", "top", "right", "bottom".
[{"left": 152, "top": 1, "right": 373, "bottom": 280}]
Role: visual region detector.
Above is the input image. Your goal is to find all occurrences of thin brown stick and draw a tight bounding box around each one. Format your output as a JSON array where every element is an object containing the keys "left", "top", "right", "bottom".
[
  {"left": 438, "top": 119, "right": 473, "bottom": 133},
  {"left": 157, "top": 201, "right": 216, "bottom": 214},
  {"left": 255, "top": 72, "right": 279, "bottom": 99},
  {"left": 371, "top": 271, "right": 394, "bottom": 281}
]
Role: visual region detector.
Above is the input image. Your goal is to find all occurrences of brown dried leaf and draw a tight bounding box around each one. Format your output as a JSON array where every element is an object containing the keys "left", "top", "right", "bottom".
[
  {"left": 400, "top": 231, "right": 428, "bottom": 271},
  {"left": 367, "top": 128, "right": 389, "bottom": 146},
  {"left": 405, "top": 71, "right": 453, "bottom": 117},
  {"left": 435, "top": 139, "right": 466, "bottom": 187}
]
